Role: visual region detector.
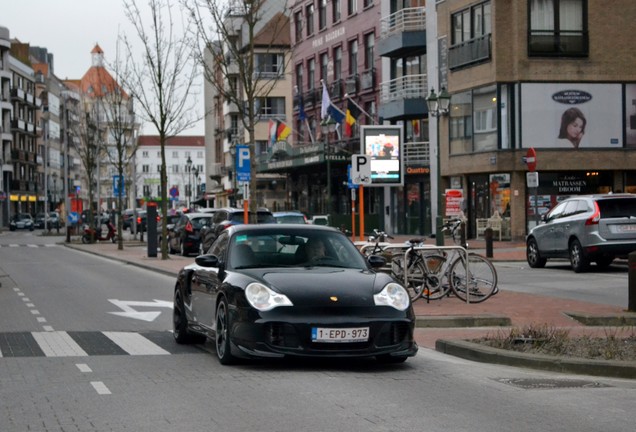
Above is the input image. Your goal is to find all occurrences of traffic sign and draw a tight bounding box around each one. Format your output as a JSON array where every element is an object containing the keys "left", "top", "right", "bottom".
[
  {"left": 346, "top": 165, "right": 359, "bottom": 189},
  {"left": 350, "top": 155, "right": 371, "bottom": 185},
  {"left": 527, "top": 171, "right": 539, "bottom": 188},
  {"left": 525, "top": 147, "right": 537, "bottom": 172},
  {"left": 236, "top": 145, "right": 251, "bottom": 182}
]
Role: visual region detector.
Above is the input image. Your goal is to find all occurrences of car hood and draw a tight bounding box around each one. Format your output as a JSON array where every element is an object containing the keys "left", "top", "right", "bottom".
[{"left": 246, "top": 268, "right": 386, "bottom": 307}]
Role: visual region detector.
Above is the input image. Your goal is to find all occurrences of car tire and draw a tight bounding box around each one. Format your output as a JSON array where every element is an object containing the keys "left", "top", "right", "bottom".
[
  {"left": 173, "top": 288, "right": 205, "bottom": 344},
  {"left": 81, "top": 234, "right": 91, "bottom": 244},
  {"left": 215, "top": 297, "right": 237, "bottom": 365},
  {"left": 526, "top": 238, "right": 547, "bottom": 268},
  {"left": 569, "top": 239, "right": 589, "bottom": 273}
]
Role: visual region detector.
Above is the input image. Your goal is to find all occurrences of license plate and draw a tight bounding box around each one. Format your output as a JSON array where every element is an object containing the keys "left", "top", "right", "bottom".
[
  {"left": 615, "top": 224, "right": 636, "bottom": 233},
  {"left": 311, "top": 327, "right": 369, "bottom": 343}
]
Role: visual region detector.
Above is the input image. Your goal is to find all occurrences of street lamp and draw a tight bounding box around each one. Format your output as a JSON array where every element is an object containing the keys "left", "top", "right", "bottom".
[
  {"left": 186, "top": 156, "right": 192, "bottom": 208},
  {"left": 320, "top": 116, "right": 337, "bottom": 215},
  {"left": 52, "top": 172, "right": 58, "bottom": 210},
  {"left": 426, "top": 86, "right": 451, "bottom": 247},
  {"left": 193, "top": 167, "right": 199, "bottom": 206}
]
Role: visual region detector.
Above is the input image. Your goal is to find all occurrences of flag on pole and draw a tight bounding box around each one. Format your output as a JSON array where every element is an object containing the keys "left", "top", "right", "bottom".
[
  {"left": 345, "top": 99, "right": 361, "bottom": 137},
  {"left": 321, "top": 81, "right": 345, "bottom": 123},
  {"left": 269, "top": 119, "right": 291, "bottom": 144},
  {"left": 412, "top": 119, "right": 420, "bottom": 136}
]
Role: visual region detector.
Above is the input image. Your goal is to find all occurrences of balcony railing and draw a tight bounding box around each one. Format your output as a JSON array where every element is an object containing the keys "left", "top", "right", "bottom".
[
  {"left": 379, "top": 74, "right": 428, "bottom": 103},
  {"left": 380, "top": 7, "right": 426, "bottom": 39},
  {"left": 448, "top": 34, "right": 491, "bottom": 70},
  {"left": 404, "top": 141, "right": 430, "bottom": 166}
]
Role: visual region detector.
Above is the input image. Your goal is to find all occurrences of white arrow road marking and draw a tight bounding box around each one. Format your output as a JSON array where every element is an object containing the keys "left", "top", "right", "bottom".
[{"left": 108, "top": 299, "right": 173, "bottom": 322}]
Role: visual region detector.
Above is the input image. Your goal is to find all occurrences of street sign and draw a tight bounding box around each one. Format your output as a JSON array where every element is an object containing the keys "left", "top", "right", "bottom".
[
  {"left": 346, "top": 165, "right": 359, "bottom": 189},
  {"left": 350, "top": 155, "right": 371, "bottom": 185},
  {"left": 525, "top": 147, "right": 537, "bottom": 172},
  {"left": 236, "top": 145, "right": 251, "bottom": 182},
  {"left": 527, "top": 171, "right": 539, "bottom": 188},
  {"left": 113, "top": 175, "right": 125, "bottom": 197}
]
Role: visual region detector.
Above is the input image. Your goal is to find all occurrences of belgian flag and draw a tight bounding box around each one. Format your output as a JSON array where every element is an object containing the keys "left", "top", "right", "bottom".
[{"left": 345, "top": 99, "right": 361, "bottom": 137}]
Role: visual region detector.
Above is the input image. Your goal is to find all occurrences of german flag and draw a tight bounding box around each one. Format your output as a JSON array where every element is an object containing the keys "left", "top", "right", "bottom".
[{"left": 345, "top": 99, "right": 361, "bottom": 137}]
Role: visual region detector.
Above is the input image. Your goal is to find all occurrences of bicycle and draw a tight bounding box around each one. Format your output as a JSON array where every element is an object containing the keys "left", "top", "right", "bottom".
[{"left": 402, "top": 219, "right": 498, "bottom": 303}]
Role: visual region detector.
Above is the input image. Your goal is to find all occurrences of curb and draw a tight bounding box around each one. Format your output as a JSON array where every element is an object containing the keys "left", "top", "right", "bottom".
[
  {"left": 565, "top": 311, "right": 636, "bottom": 326},
  {"left": 435, "top": 339, "right": 636, "bottom": 379},
  {"left": 416, "top": 314, "right": 511, "bottom": 328}
]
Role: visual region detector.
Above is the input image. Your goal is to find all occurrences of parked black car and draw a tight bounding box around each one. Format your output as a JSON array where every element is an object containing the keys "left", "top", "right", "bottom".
[
  {"left": 167, "top": 212, "right": 214, "bottom": 256},
  {"left": 10, "top": 213, "right": 34, "bottom": 231},
  {"left": 131, "top": 210, "right": 161, "bottom": 234},
  {"left": 173, "top": 224, "right": 417, "bottom": 365}
]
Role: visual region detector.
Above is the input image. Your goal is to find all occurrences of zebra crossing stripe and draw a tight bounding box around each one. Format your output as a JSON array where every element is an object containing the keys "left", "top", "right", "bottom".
[
  {"left": 102, "top": 331, "right": 170, "bottom": 355},
  {"left": 31, "top": 331, "right": 88, "bottom": 357}
]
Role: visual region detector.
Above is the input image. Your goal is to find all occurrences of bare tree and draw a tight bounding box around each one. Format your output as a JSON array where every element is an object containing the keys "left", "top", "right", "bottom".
[
  {"left": 120, "top": 0, "right": 200, "bottom": 259},
  {"left": 103, "top": 43, "right": 140, "bottom": 250},
  {"left": 185, "top": 0, "right": 291, "bottom": 219}
]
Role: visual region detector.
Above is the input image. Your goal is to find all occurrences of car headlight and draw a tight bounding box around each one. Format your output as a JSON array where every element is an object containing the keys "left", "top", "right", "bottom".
[
  {"left": 374, "top": 283, "right": 410, "bottom": 311},
  {"left": 245, "top": 283, "right": 293, "bottom": 311}
]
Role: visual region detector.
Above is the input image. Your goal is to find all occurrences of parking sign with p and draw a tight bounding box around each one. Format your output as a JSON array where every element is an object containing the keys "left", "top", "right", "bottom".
[{"left": 351, "top": 155, "right": 371, "bottom": 185}]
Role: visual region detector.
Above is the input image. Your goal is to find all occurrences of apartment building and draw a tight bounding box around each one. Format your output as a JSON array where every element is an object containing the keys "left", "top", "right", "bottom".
[
  {"left": 136, "top": 135, "right": 206, "bottom": 210},
  {"left": 0, "top": 29, "right": 40, "bottom": 224},
  {"left": 206, "top": 0, "right": 292, "bottom": 211},
  {"left": 421, "top": 0, "right": 636, "bottom": 241}
]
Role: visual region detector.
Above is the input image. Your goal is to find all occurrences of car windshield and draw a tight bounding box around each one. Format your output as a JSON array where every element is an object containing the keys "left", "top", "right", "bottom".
[
  {"left": 227, "top": 229, "right": 367, "bottom": 270},
  {"left": 275, "top": 215, "right": 306, "bottom": 224}
]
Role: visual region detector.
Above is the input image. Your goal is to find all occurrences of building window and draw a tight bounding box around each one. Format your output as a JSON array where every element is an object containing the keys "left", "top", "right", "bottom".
[
  {"left": 256, "top": 97, "right": 286, "bottom": 119},
  {"left": 320, "top": 53, "right": 329, "bottom": 82},
  {"left": 334, "top": 46, "right": 342, "bottom": 80},
  {"left": 348, "top": 39, "right": 358, "bottom": 75},
  {"left": 142, "top": 151, "right": 148, "bottom": 157},
  {"left": 363, "top": 0, "right": 373, "bottom": 8},
  {"left": 142, "top": 165, "right": 149, "bottom": 173},
  {"left": 528, "top": 0, "right": 588, "bottom": 56},
  {"left": 255, "top": 53, "right": 284, "bottom": 78},
  {"left": 172, "top": 151, "right": 178, "bottom": 158},
  {"left": 172, "top": 164, "right": 180, "bottom": 173},
  {"left": 157, "top": 165, "right": 161, "bottom": 173},
  {"left": 295, "top": 11, "right": 303, "bottom": 41},
  {"left": 308, "top": 57, "right": 316, "bottom": 89},
  {"left": 332, "top": 0, "right": 341, "bottom": 23},
  {"left": 296, "top": 63, "right": 304, "bottom": 92},
  {"left": 306, "top": 3, "right": 315, "bottom": 36},
  {"left": 318, "top": 0, "right": 327, "bottom": 30},
  {"left": 449, "top": 1, "right": 492, "bottom": 69},
  {"left": 143, "top": 185, "right": 151, "bottom": 196},
  {"left": 348, "top": 0, "right": 357, "bottom": 16},
  {"left": 364, "top": 32, "right": 374, "bottom": 70},
  {"left": 473, "top": 86, "right": 497, "bottom": 151}
]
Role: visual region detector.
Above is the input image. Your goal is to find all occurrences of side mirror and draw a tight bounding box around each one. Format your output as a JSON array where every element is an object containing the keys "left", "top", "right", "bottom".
[
  {"left": 195, "top": 254, "right": 220, "bottom": 268},
  {"left": 367, "top": 254, "right": 386, "bottom": 269}
]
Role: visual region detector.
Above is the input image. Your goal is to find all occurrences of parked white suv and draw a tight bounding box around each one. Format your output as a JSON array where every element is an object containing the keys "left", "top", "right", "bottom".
[{"left": 526, "top": 194, "right": 636, "bottom": 272}]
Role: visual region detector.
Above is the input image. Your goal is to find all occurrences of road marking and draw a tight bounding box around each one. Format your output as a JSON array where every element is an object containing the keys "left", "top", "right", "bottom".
[
  {"left": 76, "top": 363, "right": 92, "bottom": 373},
  {"left": 91, "top": 381, "right": 111, "bottom": 395},
  {"left": 43, "top": 326, "right": 54, "bottom": 332},
  {"left": 108, "top": 299, "right": 173, "bottom": 322},
  {"left": 102, "top": 331, "right": 170, "bottom": 355},
  {"left": 37, "top": 317, "right": 47, "bottom": 323},
  {"left": 31, "top": 331, "right": 88, "bottom": 357},
  {"left": 30, "top": 310, "right": 40, "bottom": 315}
]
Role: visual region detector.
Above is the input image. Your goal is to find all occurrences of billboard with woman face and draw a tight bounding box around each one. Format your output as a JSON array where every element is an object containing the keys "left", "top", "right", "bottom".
[{"left": 521, "top": 83, "right": 622, "bottom": 149}]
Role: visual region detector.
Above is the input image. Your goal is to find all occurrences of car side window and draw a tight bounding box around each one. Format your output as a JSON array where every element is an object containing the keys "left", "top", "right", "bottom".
[
  {"left": 545, "top": 202, "right": 567, "bottom": 222},
  {"left": 561, "top": 201, "right": 580, "bottom": 218},
  {"left": 209, "top": 232, "right": 229, "bottom": 258}
]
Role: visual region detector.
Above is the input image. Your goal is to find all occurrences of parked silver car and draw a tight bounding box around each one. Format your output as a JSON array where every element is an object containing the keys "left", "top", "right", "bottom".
[{"left": 526, "top": 194, "right": 636, "bottom": 272}]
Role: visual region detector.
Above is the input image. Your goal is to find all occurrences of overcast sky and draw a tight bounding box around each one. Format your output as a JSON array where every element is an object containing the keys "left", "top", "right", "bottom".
[{"left": 1, "top": 0, "right": 204, "bottom": 135}]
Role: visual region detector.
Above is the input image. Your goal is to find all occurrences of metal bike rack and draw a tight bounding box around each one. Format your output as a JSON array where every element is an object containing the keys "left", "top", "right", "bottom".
[{"left": 404, "top": 245, "right": 471, "bottom": 304}]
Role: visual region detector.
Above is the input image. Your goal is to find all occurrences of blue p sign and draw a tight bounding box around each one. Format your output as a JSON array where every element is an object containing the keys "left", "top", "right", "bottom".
[{"left": 236, "top": 145, "right": 251, "bottom": 182}]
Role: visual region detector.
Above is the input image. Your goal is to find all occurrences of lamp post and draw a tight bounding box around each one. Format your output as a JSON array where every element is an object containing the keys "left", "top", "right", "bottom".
[
  {"left": 193, "top": 167, "right": 199, "bottom": 207},
  {"left": 320, "top": 117, "right": 337, "bottom": 215},
  {"left": 186, "top": 155, "right": 192, "bottom": 208},
  {"left": 426, "top": 87, "right": 451, "bottom": 247},
  {"left": 52, "top": 172, "right": 58, "bottom": 211}
]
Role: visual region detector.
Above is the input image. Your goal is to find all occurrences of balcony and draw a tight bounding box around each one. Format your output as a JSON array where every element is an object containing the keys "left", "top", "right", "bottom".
[
  {"left": 448, "top": 34, "right": 491, "bottom": 70},
  {"left": 378, "top": 74, "right": 428, "bottom": 120},
  {"left": 378, "top": 7, "right": 426, "bottom": 58},
  {"left": 403, "top": 141, "right": 430, "bottom": 166},
  {"left": 360, "top": 69, "right": 375, "bottom": 92},
  {"left": 345, "top": 75, "right": 358, "bottom": 96}
]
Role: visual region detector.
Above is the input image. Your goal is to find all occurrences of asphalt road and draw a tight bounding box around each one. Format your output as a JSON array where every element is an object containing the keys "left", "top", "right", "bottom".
[{"left": 1, "top": 230, "right": 635, "bottom": 432}]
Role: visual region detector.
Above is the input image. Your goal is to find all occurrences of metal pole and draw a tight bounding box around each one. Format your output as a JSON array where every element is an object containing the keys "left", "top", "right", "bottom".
[{"left": 435, "top": 115, "right": 444, "bottom": 247}]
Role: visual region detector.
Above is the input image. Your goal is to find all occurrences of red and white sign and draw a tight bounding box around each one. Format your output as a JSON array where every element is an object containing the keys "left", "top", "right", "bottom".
[
  {"left": 526, "top": 147, "right": 537, "bottom": 172},
  {"left": 445, "top": 189, "right": 464, "bottom": 217}
]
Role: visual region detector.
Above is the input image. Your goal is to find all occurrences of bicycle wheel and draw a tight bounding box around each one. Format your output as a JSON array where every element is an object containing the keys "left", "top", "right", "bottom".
[
  {"left": 390, "top": 255, "right": 425, "bottom": 301},
  {"left": 448, "top": 253, "right": 498, "bottom": 303},
  {"left": 418, "top": 253, "right": 451, "bottom": 301}
]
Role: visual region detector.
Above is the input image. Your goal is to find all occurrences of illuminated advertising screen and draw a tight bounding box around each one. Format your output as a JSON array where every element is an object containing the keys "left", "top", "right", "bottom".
[{"left": 360, "top": 126, "right": 404, "bottom": 186}]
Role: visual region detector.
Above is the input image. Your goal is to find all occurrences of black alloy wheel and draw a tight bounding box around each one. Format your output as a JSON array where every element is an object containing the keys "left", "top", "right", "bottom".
[
  {"left": 215, "top": 298, "right": 236, "bottom": 365},
  {"left": 526, "top": 238, "right": 547, "bottom": 268}
]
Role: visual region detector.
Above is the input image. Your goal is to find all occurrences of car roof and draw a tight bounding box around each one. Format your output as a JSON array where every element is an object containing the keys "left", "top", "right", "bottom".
[
  {"left": 184, "top": 212, "right": 215, "bottom": 218},
  {"left": 228, "top": 223, "right": 339, "bottom": 235},
  {"left": 273, "top": 211, "right": 304, "bottom": 216}
]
